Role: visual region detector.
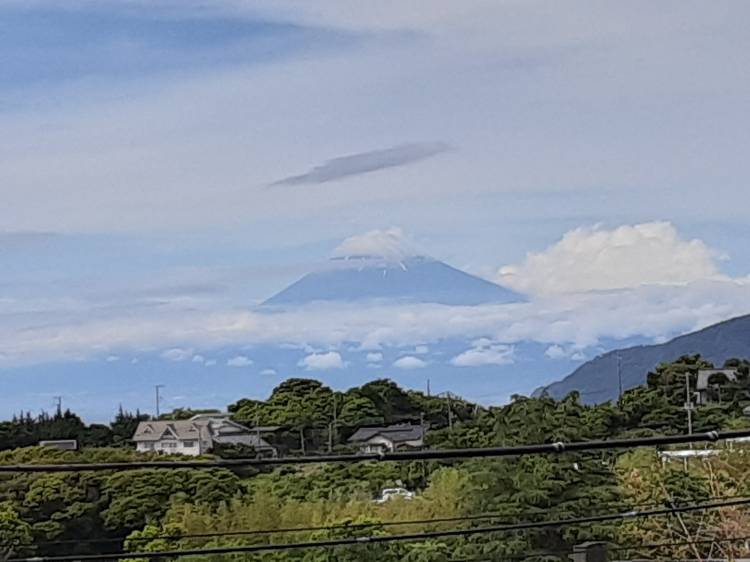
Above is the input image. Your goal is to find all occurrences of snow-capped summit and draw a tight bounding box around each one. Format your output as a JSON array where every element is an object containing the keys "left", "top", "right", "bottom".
[{"left": 263, "top": 229, "right": 524, "bottom": 306}]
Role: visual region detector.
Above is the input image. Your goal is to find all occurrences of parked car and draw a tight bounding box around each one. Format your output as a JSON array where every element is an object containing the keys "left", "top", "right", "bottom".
[{"left": 374, "top": 487, "right": 414, "bottom": 503}]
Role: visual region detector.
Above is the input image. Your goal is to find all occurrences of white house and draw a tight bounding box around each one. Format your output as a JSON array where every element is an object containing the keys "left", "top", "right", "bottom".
[
  {"left": 348, "top": 424, "right": 427, "bottom": 454},
  {"left": 132, "top": 414, "right": 277, "bottom": 457}
]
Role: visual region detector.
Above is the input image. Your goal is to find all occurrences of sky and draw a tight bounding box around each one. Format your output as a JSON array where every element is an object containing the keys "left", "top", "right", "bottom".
[{"left": 3, "top": 1, "right": 750, "bottom": 419}]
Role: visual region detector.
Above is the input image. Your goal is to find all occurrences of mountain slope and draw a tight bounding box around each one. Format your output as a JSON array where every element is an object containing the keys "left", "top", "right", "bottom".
[
  {"left": 263, "top": 256, "right": 524, "bottom": 306},
  {"left": 538, "top": 314, "right": 750, "bottom": 403}
]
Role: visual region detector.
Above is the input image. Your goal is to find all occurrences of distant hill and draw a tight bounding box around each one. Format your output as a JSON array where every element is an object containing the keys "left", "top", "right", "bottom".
[
  {"left": 263, "top": 255, "right": 524, "bottom": 306},
  {"left": 537, "top": 314, "right": 750, "bottom": 403}
]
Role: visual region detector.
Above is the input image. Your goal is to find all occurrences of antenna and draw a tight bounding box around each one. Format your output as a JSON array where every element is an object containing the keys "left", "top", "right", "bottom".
[
  {"left": 155, "top": 385, "right": 164, "bottom": 418},
  {"left": 53, "top": 396, "right": 62, "bottom": 417}
]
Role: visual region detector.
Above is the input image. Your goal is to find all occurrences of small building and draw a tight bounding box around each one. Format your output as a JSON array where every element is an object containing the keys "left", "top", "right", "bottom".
[
  {"left": 348, "top": 424, "right": 427, "bottom": 454},
  {"left": 38, "top": 439, "right": 78, "bottom": 451},
  {"left": 132, "top": 414, "right": 277, "bottom": 457}
]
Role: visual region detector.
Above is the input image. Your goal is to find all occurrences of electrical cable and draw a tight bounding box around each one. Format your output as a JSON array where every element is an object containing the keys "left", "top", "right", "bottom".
[
  {"left": 8, "top": 496, "right": 750, "bottom": 562},
  {"left": 1, "top": 429, "right": 747, "bottom": 473}
]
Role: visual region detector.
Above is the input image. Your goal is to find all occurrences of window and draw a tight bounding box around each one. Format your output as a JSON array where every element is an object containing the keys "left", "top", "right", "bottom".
[
  {"left": 183, "top": 440, "right": 196, "bottom": 447},
  {"left": 161, "top": 441, "right": 177, "bottom": 449}
]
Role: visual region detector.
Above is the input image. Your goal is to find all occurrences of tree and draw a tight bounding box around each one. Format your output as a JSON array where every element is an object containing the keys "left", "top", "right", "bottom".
[{"left": 0, "top": 502, "right": 32, "bottom": 560}]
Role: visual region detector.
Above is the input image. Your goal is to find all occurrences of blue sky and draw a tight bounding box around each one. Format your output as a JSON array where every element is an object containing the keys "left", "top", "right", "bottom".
[{"left": 3, "top": 1, "right": 750, "bottom": 419}]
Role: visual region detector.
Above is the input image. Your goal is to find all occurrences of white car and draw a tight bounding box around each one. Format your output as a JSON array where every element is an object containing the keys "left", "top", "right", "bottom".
[{"left": 374, "top": 487, "right": 414, "bottom": 503}]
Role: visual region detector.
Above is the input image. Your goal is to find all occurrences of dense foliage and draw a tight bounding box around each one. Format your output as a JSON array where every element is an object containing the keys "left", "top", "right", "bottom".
[{"left": 2, "top": 355, "right": 750, "bottom": 561}]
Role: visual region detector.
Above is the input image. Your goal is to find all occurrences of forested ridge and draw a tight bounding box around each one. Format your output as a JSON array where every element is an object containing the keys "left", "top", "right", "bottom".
[{"left": 2, "top": 355, "right": 750, "bottom": 561}]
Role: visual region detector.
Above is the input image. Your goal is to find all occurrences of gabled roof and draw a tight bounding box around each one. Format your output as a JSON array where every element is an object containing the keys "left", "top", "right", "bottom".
[
  {"left": 132, "top": 421, "right": 210, "bottom": 442},
  {"left": 348, "top": 424, "right": 426, "bottom": 444}
]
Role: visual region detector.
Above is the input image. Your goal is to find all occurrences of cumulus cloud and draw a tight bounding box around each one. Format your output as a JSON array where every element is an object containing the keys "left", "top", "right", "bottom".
[
  {"left": 192, "top": 354, "right": 205, "bottom": 363},
  {"left": 271, "top": 142, "right": 450, "bottom": 186},
  {"left": 204, "top": 359, "right": 217, "bottom": 366},
  {"left": 105, "top": 355, "right": 119, "bottom": 362},
  {"left": 498, "top": 222, "right": 722, "bottom": 295},
  {"left": 161, "top": 348, "right": 193, "bottom": 362},
  {"left": 450, "top": 342, "right": 514, "bottom": 367},
  {"left": 393, "top": 356, "right": 427, "bottom": 369},
  {"left": 299, "top": 351, "right": 345, "bottom": 370},
  {"left": 366, "top": 352, "right": 383, "bottom": 363},
  {"left": 260, "top": 368, "right": 277, "bottom": 375},
  {"left": 544, "top": 345, "right": 566, "bottom": 360},
  {"left": 227, "top": 355, "right": 253, "bottom": 367},
  {"left": 332, "top": 227, "right": 420, "bottom": 260}
]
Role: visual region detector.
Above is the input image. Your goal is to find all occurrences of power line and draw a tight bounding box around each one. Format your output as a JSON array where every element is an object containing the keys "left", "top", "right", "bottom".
[
  {"left": 2, "top": 429, "right": 747, "bottom": 473},
  {"left": 15, "top": 493, "right": 750, "bottom": 549},
  {"left": 451, "top": 534, "right": 750, "bottom": 562},
  {"left": 9, "top": 497, "right": 750, "bottom": 562}
]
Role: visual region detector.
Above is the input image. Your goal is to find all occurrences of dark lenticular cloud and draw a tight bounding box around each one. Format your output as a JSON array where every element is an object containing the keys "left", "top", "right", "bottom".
[{"left": 271, "top": 141, "right": 451, "bottom": 186}]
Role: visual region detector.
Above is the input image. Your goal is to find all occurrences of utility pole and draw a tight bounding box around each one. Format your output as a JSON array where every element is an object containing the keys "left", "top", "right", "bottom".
[
  {"left": 682, "top": 373, "right": 695, "bottom": 471},
  {"left": 426, "top": 378, "right": 431, "bottom": 397},
  {"left": 445, "top": 392, "right": 453, "bottom": 431},
  {"left": 155, "top": 385, "right": 164, "bottom": 418},
  {"left": 328, "top": 394, "right": 337, "bottom": 453},
  {"left": 684, "top": 375, "right": 694, "bottom": 436},
  {"left": 255, "top": 411, "right": 261, "bottom": 455}
]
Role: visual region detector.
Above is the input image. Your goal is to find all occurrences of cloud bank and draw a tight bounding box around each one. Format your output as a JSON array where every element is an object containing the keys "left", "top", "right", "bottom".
[{"left": 0, "top": 222, "right": 748, "bottom": 368}]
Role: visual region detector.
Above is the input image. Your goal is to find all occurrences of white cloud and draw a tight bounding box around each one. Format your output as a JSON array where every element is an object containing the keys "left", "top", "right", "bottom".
[
  {"left": 0, "top": 281, "right": 748, "bottom": 366},
  {"left": 204, "top": 359, "right": 217, "bottom": 367},
  {"left": 498, "top": 222, "right": 722, "bottom": 295},
  {"left": 544, "top": 344, "right": 586, "bottom": 362},
  {"left": 299, "top": 351, "right": 346, "bottom": 370},
  {"left": 393, "top": 356, "right": 427, "bottom": 369},
  {"left": 192, "top": 354, "right": 205, "bottom": 363},
  {"left": 414, "top": 345, "right": 429, "bottom": 355},
  {"left": 366, "top": 352, "right": 383, "bottom": 363},
  {"left": 161, "top": 348, "right": 193, "bottom": 362},
  {"left": 451, "top": 343, "right": 514, "bottom": 367},
  {"left": 105, "top": 355, "right": 119, "bottom": 362},
  {"left": 544, "top": 345, "right": 566, "bottom": 360},
  {"left": 227, "top": 355, "right": 253, "bottom": 367},
  {"left": 332, "top": 227, "right": 419, "bottom": 260},
  {"left": 260, "top": 368, "right": 277, "bottom": 375}
]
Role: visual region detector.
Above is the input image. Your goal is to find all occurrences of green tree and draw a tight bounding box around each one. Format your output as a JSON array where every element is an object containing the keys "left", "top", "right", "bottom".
[{"left": 0, "top": 501, "right": 32, "bottom": 560}]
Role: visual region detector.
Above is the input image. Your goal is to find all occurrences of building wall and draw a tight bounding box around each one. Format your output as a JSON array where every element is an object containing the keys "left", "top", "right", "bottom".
[
  {"left": 359, "top": 435, "right": 425, "bottom": 453},
  {"left": 136, "top": 439, "right": 206, "bottom": 456},
  {"left": 361, "top": 435, "right": 396, "bottom": 452}
]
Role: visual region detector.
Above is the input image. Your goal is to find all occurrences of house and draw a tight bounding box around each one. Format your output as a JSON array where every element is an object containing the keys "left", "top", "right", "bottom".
[
  {"left": 38, "top": 439, "right": 78, "bottom": 451},
  {"left": 132, "top": 414, "right": 277, "bottom": 457},
  {"left": 348, "top": 424, "right": 427, "bottom": 454},
  {"left": 695, "top": 369, "right": 737, "bottom": 405}
]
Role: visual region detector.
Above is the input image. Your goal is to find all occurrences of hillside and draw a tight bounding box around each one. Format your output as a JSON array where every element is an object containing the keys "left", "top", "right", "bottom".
[
  {"left": 538, "top": 313, "right": 750, "bottom": 402},
  {"left": 263, "top": 255, "right": 524, "bottom": 306}
]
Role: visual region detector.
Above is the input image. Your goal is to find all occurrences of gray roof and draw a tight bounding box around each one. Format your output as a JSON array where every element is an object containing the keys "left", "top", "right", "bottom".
[
  {"left": 132, "top": 420, "right": 211, "bottom": 442},
  {"left": 348, "top": 424, "right": 426, "bottom": 444},
  {"left": 132, "top": 418, "right": 275, "bottom": 450}
]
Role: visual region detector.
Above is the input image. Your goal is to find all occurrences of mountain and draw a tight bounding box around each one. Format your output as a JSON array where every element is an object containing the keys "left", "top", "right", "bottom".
[
  {"left": 263, "top": 255, "right": 524, "bottom": 306},
  {"left": 538, "top": 314, "right": 750, "bottom": 403}
]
